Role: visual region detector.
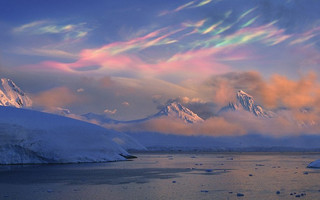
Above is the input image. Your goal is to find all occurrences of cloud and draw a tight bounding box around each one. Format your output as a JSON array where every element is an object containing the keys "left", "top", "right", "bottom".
[
  {"left": 104, "top": 108, "right": 117, "bottom": 114},
  {"left": 261, "top": 73, "right": 318, "bottom": 109},
  {"left": 98, "top": 76, "right": 114, "bottom": 88},
  {"left": 13, "top": 21, "right": 47, "bottom": 33},
  {"left": 204, "top": 71, "right": 320, "bottom": 110},
  {"left": 11, "top": 20, "right": 92, "bottom": 59},
  {"left": 220, "top": 109, "right": 320, "bottom": 136},
  {"left": 177, "top": 96, "right": 205, "bottom": 104},
  {"left": 107, "top": 107, "right": 320, "bottom": 137},
  {"left": 13, "top": 20, "right": 90, "bottom": 40},
  {"left": 159, "top": 0, "right": 213, "bottom": 16},
  {"left": 16, "top": 10, "right": 320, "bottom": 83},
  {"left": 32, "top": 87, "right": 82, "bottom": 108},
  {"left": 122, "top": 101, "right": 130, "bottom": 106},
  {"left": 13, "top": 47, "right": 78, "bottom": 59},
  {"left": 108, "top": 116, "right": 246, "bottom": 137},
  {"left": 203, "top": 71, "right": 263, "bottom": 107},
  {"left": 77, "top": 88, "right": 84, "bottom": 93}
]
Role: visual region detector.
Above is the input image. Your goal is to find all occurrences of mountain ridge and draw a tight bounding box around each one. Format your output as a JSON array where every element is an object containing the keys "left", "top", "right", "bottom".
[
  {"left": 0, "top": 78, "right": 32, "bottom": 108},
  {"left": 220, "top": 90, "right": 274, "bottom": 118},
  {"left": 82, "top": 101, "right": 204, "bottom": 124}
]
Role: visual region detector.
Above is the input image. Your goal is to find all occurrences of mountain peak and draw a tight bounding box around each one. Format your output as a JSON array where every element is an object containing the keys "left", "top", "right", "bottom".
[
  {"left": 156, "top": 101, "right": 204, "bottom": 123},
  {"left": 237, "top": 90, "right": 252, "bottom": 98},
  {"left": 220, "top": 90, "right": 273, "bottom": 118},
  {"left": 0, "top": 78, "right": 32, "bottom": 108},
  {"left": 236, "top": 90, "right": 255, "bottom": 112}
]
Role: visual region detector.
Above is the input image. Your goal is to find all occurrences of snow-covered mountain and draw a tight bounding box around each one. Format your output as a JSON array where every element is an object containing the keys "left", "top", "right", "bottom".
[
  {"left": 220, "top": 90, "right": 274, "bottom": 118},
  {"left": 152, "top": 101, "right": 204, "bottom": 123},
  {"left": 0, "top": 78, "right": 32, "bottom": 108},
  {"left": 82, "top": 101, "right": 204, "bottom": 124},
  {"left": 0, "top": 106, "right": 145, "bottom": 164}
]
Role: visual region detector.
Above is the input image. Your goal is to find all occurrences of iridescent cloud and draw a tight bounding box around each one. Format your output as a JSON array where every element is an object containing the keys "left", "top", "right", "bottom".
[
  {"left": 14, "top": 47, "right": 78, "bottom": 59},
  {"left": 159, "top": 0, "right": 214, "bottom": 16},
  {"left": 194, "top": 0, "right": 212, "bottom": 7},
  {"left": 19, "top": 5, "right": 320, "bottom": 85},
  {"left": 13, "top": 20, "right": 90, "bottom": 41}
]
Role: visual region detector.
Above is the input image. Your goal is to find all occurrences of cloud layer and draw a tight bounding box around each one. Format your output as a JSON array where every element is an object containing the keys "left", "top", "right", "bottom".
[{"left": 2, "top": 0, "right": 320, "bottom": 137}]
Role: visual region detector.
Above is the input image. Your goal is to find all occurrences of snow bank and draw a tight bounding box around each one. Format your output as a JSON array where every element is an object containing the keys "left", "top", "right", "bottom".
[
  {"left": 0, "top": 107, "right": 144, "bottom": 164},
  {"left": 307, "top": 159, "right": 320, "bottom": 168}
]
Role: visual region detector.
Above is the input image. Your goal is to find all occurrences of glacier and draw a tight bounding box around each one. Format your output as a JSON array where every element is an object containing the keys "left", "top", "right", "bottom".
[{"left": 0, "top": 106, "right": 145, "bottom": 164}]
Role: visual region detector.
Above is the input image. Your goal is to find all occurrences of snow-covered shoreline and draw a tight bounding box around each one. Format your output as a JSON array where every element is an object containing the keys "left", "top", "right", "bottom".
[{"left": 0, "top": 107, "right": 144, "bottom": 165}]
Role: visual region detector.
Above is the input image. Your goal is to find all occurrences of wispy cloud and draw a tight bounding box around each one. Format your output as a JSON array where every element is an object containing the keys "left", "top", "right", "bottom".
[
  {"left": 14, "top": 47, "right": 78, "bottom": 59},
  {"left": 17, "top": 5, "right": 320, "bottom": 86},
  {"left": 159, "top": 0, "right": 214, "bottom": 16},
  {"left": 13, "top": 20, "right": 47, "bottom": 32},
  {"left": 21, "top": 16, "right": 319, "bottom": 81},
  {"left": 11, "top": 20, "right": 92, "bottom": 59},
  {"left": 174, "top": 1, "right": 195, "bottom": 12},
  {"left": 13, "top": 20, "right": 91, "bottom": 41},
  {"left": 195, "top": 0, "right": 212, "bottom": 7}
]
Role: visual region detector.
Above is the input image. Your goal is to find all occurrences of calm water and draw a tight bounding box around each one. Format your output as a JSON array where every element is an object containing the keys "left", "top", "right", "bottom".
[{"left": 1, "top": 152, "right": 320, "bottom": 200}]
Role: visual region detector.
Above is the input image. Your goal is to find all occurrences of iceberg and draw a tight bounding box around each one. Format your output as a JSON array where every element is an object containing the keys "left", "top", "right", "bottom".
[{"left": 307, "top": 159, "right": 320, "bottom": 168}]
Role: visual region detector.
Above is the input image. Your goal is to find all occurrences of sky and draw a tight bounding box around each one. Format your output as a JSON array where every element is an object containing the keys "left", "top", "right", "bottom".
[{"left": 0, "top": 0, "right": 320, "bottom": 125}]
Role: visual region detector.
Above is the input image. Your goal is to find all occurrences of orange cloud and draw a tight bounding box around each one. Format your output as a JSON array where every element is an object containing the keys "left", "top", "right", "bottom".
[
  {"left": 206, "top": 71, "right": 320, "bottom": 110},
  {"left": 32, "top": 87, "right": 81, "bottom": 108},
  {"left": 107, "top": 116, "right": 245, "bottom": 137},
  {"left": 263, "top": 73, "right": 318, "bottom": 109}
]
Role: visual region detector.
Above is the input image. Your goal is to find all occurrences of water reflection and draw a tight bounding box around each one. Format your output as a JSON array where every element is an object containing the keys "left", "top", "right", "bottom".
[{"left": 0, "top": 153, "right": 320, "bottom": 200}]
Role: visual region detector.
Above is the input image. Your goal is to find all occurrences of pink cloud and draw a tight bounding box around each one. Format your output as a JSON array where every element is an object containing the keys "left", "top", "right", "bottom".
[
  {"left": 18, "top": 20, "right": 319, "bottom": 83},
  {"left": 23, "top": 44, "right": 235, "bottom": 80}
]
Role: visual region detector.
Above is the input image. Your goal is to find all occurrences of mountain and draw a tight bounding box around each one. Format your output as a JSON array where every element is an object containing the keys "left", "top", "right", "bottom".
[
  {"left": 151, "top": 101, "right": 204, "bottom": 123},
  {"left": 82, "top": 101, "right": 204, "bottom": 124},
  {"left": 0, "top": 78, "right": 32, "bottom": 108},
  {"left": 220, "top": 90, "right": 274, "bottom": 118},
  {"left": 0, "top": 106, "right": 145, "bottom": 164}
]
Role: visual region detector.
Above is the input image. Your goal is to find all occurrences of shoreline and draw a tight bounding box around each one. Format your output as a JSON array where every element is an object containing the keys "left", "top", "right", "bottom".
[{"left": 129, "top": 150, "right": 320, "bottom": 156}]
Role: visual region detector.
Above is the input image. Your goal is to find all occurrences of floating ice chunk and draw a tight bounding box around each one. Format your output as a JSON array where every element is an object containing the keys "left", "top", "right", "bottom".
[{"left": 307, "top": 159, "right": 320, "bottom": 168}]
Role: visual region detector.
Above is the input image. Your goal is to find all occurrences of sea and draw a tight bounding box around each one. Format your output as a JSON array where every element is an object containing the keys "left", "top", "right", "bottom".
[{"left": 1, "top": 152, "right": 320, "bottom": 200}]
